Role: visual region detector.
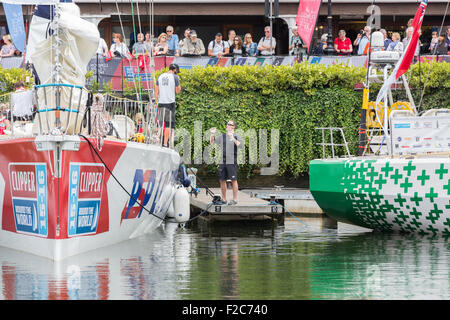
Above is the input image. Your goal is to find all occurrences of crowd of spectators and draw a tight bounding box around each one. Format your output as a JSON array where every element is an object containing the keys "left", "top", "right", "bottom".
[
  {"left": 95, "top": 25, "right": 281, "bottom": 59},
  {"left": 0, "top": 23, "right": 449, "bottom": 61},
  {"left": 95, "top": 24, "right": 449, "bottom": 59},
  {"left": 314, "top": 24, "right": 450, "bottom": 57}
]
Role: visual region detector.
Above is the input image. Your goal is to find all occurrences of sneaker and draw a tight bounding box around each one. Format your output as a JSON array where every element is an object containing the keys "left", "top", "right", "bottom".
[
  {"left": 215, "top": 200, "right": 227, "bottom": 205},
  {"left": 228, "top": 200, "right": 237, "bottom": 205}
]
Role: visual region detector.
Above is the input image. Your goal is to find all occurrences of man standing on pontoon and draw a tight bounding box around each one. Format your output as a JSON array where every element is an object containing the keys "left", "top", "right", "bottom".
[{"left": 209, "top": 120, "right": 243, "bottom": 205}]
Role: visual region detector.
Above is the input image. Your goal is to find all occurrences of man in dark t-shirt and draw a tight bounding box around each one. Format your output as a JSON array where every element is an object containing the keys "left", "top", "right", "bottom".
[{"left": 209, "top": 120, "right": 243, "bottom": 205}]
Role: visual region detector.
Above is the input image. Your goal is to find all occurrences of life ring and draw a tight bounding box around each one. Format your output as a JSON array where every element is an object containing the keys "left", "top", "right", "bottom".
[{"left": 389, "top": 101, "right": 413, "bottom": 114}]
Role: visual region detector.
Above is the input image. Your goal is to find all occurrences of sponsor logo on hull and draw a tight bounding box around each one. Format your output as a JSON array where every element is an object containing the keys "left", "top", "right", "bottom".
[
  {"left": 68, "top": 163, "right": 105, "bottom": 237},
  {"left": 121, "top": 169, "right": 177, "bottom": 223},
  {"left": 9, "top": 163, "right": 48, "bottom": 237}
]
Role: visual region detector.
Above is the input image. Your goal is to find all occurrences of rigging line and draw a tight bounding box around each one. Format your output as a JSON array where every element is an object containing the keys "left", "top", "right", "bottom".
[
  {"left": 148, "top": 0, "right": 159, "bottom": 134},
  {"left": 129, "top": 0, "right": 144, "bottom": 107},
  {"left": 79, "top": 133, "right": 212, "bottom": 225},
  {"left": 136, "top": 0, "right": 142, "bottom": 34},
  {"left": 114, "top": 0, "right": 141, "bottom": 103},
  {"left": 130, "top": 0, "right": 153, "bottom": 135},
  {"left": 79, "top": 133, "right": 165, "bottom": 221},
  {"left": 134, "top": 0, "right": 153, "bottom": 116},
  {"left": 417, "top": 0, "right": 449, "bottom": 112},
  {"left": 365, "top": 0, "right": 376, "bottom": 89}
]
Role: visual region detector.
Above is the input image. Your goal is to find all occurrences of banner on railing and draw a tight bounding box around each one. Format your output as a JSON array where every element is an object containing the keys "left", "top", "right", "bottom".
[
  {"left": 391, "top": 115, "right": 450, "bottom": 155},
  {"left": 2, "top": 54, "right": 449, "bottom": 91}
]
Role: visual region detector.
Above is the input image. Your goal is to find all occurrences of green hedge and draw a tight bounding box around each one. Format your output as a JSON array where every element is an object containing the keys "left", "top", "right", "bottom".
[
  {"left": 1, "top": 62, "right": 448, "bottom": 177},
  {"left": 0, "top": 67, "right": 33, "bottom": 95},
  {"left": 173, "top": 61, "right": 449, "bottom": 177}
]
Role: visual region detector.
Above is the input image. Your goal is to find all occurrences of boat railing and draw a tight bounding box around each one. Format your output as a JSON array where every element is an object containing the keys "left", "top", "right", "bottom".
[
  {"left": 3, "top": 84, "right": 173, "bottom": 148},
  {"left": 34, "top": 83, "right": 87, "bottom": 136},
  {"left": 102, "top": 94, "right": 174, "bottom": 148},
  {"left": 315, "top": 127, "right": 351, "bottom": 159}
]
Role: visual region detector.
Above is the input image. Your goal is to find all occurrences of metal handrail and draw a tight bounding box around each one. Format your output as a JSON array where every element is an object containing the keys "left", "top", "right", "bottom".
[{"left": 315, "top": 127, "right": 351, "bottom": 159}]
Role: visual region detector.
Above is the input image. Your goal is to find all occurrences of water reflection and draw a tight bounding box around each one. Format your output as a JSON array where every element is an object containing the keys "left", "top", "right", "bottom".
[{"left": 0, "top": 217, "right": 449, "bottom": 300}]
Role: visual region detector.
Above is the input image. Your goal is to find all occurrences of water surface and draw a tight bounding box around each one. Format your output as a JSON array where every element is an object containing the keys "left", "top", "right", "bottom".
[{"left": 0, "top": 217, "right": 449, "bottom": 300}]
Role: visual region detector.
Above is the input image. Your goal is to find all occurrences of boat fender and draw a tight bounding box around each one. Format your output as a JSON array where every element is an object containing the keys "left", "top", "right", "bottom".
[
  {"left": 173, "top": 187, "right": 190, "bottom": 223},
  {"left": 179, "top": 164, "right": 191, "bottom": 188}
]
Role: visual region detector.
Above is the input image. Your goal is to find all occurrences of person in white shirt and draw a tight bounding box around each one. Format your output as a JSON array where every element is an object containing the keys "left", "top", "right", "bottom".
[
  {"left": 10, "top": 81, "right": 36, "bottom": 121},
  {"left": 208, "top": 33, "right": 229, "bottom": 57},
  {"left": 96, "top": 38, "right": 108, "bottom": 56},
  {"left": 353, "top": 26, "right": 371, "bottom": 55},
  {"left": 402, "top": 27, "right": 421, "bottom": 57},
  {"left": 257, "top": 26, "right": 276, "bottom": 55},
  {"left": 110, "top": 33, "right": 130, "bottom": 58}
]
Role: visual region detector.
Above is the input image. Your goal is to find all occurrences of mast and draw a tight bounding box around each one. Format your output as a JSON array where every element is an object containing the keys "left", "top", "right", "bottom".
[{"left": 52, "top": 3, "right": 62, "bottom": 128}]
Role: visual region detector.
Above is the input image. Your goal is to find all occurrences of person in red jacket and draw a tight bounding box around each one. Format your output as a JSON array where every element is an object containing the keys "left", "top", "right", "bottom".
[{"left": 334, "top": 30, "right": 353, "bottom": 55}]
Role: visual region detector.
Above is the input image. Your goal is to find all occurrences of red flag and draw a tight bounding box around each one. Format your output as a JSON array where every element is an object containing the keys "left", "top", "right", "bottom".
[
  {"left": 296, "top": 0, "right": 322, "bottom": 50},
  {"left": 396, "top": 0, "right": 428, "bottom": 78},
  {"left": 376, "top": 0, "right": 428, "bottom": 109}
]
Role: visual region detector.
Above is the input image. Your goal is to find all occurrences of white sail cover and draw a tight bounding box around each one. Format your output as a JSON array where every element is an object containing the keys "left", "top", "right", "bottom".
[
  {"left": 29, "top": 2, "right": 99, "bottom": 85},
  {"left": 28, "top": 2, "right": 100, "bottom": 134}
]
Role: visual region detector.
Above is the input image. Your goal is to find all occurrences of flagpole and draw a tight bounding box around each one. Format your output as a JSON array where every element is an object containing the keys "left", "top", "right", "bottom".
[{"left": 324, "top": 0, "right": 334, "bottom": 55}]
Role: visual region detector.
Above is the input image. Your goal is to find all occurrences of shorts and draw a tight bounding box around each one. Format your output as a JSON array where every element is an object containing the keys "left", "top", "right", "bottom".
[
  {"left": 157, "top": 103, "right": 176, "bottom": 129},
  {"left": 218, "top": 164, "right": 238, "bottom": 181}
]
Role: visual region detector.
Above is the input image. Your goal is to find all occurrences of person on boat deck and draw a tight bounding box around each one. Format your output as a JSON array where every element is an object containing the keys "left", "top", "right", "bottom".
[
  {"left": 0, "top": 35, "right": 16, "bottom": 58},
  {"left": 110, "top": 33, "right": 130, "bottom": 58},
  {"left": 165, "top": 25, "right": 180, "bottom": 56},
  {"left": 334, "top": 30, "right": 352, "bottom": 56},
  {"left": 10, "top": 81, "right": 36, "bottom": 122},
  {"left": 209, "top": 120, "right": 243, "bottom": 206},
  {"left": 105, "top": 111, "right": 120, "bottom": 138},
  {"left": 135, "top": 112, "right": 144, "bottom": 134},
  {"left": 0, "top": 105, "right": 11, "bottom": 135},
  {"left": 154, "top": 63, "right": 181, "bottom": 147},
  {"left": 153, "top": 33, "right": 169, "bottom": 56}
]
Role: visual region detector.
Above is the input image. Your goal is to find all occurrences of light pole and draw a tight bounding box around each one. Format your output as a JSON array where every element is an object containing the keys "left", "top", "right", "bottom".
[{"left": 324, "top": 0, "right": 334, "bottom": 55}]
